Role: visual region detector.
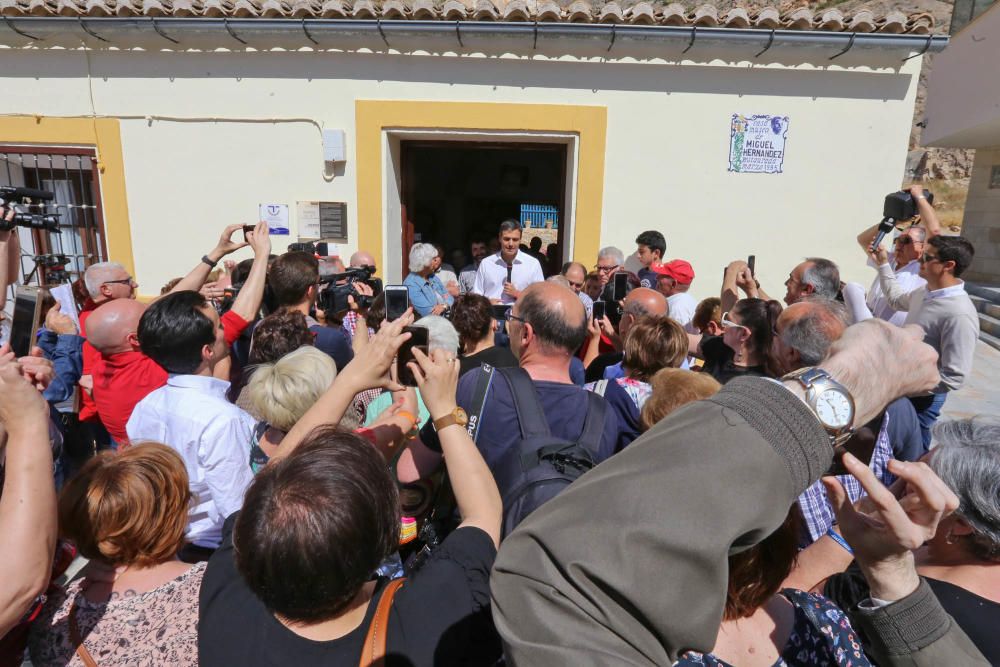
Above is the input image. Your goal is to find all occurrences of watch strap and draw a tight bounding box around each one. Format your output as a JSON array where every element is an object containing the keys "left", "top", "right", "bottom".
[{"left": 201, "top": 255, "right": 218, "bottom": 268}]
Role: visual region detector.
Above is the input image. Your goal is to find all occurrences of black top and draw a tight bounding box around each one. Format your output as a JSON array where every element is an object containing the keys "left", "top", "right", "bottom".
[
  {"left": 584, "top": 351, "right": 624, "bottom": 384},
  {"left": 699, "top": 336, "right": 765, "bottom": 385},
  {"left": 459, "top": 345, "right": 518, "bottom": 377},
  {"left": 199, "top": 516, "right": 498, "bottom": 667},
  {"left": 823, "top": 566, "right": 1000, "bottom": 664}
]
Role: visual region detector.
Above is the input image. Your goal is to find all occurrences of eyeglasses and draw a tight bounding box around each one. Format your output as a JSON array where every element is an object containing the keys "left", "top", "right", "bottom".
[
  {"left": 721, "top": 311, "right": 749, "bottom": 332},
  {"left": 596, "top": 264, "right": 619, "bottom": 273},
  {"left": 504, "top": 310, "right": 528, "bottom": 326},
  {"left": 920, "top": 253, "right": 941, "bottom": 264},
  {"left": 893, "top": 237, "right": 914, "bottom": 246},
  {"left": 103, "top": 277, "right": 135, "bottom": 287}
]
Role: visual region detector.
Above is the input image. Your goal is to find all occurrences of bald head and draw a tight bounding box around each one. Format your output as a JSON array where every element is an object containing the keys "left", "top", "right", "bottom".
[
  {"left": 349, "top": 251, "right": 375, "bottom": 268},
  {"left": 514, "top": 282, "right": 587, "bottom": 355},
  {"left": 624, "top": 287, "right": 668, "bottom": 318},
  {"left": 86, "top": 298, "right": 147, "bottom": 355},
  {"left": 774, "top": 299, "right": 849, "bottom": 371}
]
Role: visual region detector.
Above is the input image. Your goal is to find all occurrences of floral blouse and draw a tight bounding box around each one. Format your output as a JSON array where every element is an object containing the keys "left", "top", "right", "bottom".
[
  {"left": 675, "top": 588, "right": 871, "bottom": 667},
  {"left": 28, "top": 562, "right": 206, "bottom": 667}
]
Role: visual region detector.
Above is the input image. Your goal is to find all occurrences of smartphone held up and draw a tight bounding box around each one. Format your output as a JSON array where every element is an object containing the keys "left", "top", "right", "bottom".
[{"left": 396, "top": 326, "right": 429, "bottom": 387}]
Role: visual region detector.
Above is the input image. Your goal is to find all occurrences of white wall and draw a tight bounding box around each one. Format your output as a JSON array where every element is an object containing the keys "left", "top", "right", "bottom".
[{"left": 0, "top": 42, "right": 922, "bottom": 299}]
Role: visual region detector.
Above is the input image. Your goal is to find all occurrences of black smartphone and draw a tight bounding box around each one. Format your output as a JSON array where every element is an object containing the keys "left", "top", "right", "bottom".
[
  {"left": 242, "top": 225, "right": 255, "bottom": 242},
  {"left": 592, "top": 300, "right": 606, "bottom": 321},
  {"left": 10, "top": 285, "right": 42, "bottom": 358},
  {"left": 384, "top": 285, "right": 409, "bottom": 322},
  {"left": 747, "top": 255, "right": 756, "bottom": 277},
  {"left": 491, "top": 304, "right": 512, "bottom": 321},
  {"left": 397, "top": 326, "right": 429, "bottom": 387},
  {"left": 315, "top": 242, "right": 331, "bottom": 257},
  {"left": 612, "top": 272, "right": 628, "bottom": 302}
]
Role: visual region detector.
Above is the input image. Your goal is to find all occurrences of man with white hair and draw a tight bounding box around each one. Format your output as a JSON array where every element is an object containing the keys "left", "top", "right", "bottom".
[{"left": 473, "top": 220, "right": 545, "bottom": 304}]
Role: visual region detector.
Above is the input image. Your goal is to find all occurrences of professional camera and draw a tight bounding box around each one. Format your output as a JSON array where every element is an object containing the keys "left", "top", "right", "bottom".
[
  {"left": 288, "top": 241, "right": 336, "bottom": 256},
  {"left": 316, "top": 265, "right": 383, "bottom": 315},
  {"left": 0, "top": 186, "right": 61, "bottom": 233},
  {"left": 883, "top": 189, "right": 934, "bottom": 222}
]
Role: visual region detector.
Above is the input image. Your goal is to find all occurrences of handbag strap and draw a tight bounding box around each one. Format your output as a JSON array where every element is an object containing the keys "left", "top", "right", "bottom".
[
  {"left": 359, "top": 578, "right": 406, "bottom": 667},
  {"left": 68, "top": 603, "right": 99, "bottom": 667}
]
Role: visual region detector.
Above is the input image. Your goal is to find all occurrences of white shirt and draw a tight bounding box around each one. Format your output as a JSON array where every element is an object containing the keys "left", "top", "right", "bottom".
[
  {"left": 126, "top": 374, "right": 255, "bottom": 548},
  {"left": 866, "top": 252, "right": 925, "bottom": 326},
  {"left": 667, "top": 292, "right": 699, "bottom": 334},
  {"left": 472, "top": 250, "right": 545, "bottom": 304}
]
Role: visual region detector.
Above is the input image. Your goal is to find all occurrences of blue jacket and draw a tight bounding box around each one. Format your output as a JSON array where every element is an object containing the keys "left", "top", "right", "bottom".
[{"left": 36, "top": 329, "right": 85, "bottom": 406}]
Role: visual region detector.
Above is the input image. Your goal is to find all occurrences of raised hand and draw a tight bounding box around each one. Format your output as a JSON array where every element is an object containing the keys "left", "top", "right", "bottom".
[{"left": 44, "top": 303, "right": 78, "bottom": 336}]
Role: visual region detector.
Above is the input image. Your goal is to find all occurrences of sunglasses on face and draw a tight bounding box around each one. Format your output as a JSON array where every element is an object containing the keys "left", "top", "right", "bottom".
[
  {"left": 721, "top": 311, "right": 748, "bottom": 331},
  {"left": 893, "top": 237, "right": 913, "bottom": 246},
  {"left": 920, "top": 253, "right": 941, "bottom": 264}
]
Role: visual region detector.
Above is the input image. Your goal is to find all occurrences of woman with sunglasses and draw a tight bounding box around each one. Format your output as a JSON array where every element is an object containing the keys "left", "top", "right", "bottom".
[{"left": 686, "top": 298, "right": 782, "bottom": 384}]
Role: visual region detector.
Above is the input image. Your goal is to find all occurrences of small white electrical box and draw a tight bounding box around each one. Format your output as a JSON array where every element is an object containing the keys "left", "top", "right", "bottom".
[{"left": 322, "top": 129, "right": 347, "bottom": 163}]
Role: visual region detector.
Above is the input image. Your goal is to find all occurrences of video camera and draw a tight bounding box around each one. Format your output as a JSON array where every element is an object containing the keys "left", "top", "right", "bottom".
[
  {"left": 288, "top": 241, "right": 336, "bottom": 256},
  {"left": 871, "top": 189, "right": 935, "bottom": 250},
  {"left": 317, "top": 265, "right": 383, "bottom": 315},
  {"left": 33, "top": 254, "right": 72, "bottom": 284},
  {"left": 0, "top": 186, "right": 61, "bottom": 234}
]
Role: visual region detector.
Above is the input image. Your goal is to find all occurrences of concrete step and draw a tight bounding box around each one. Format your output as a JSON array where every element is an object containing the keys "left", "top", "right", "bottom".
[
  {"left": 966, "top": 283, "right": 1000, "bottom": 304},
  {"left": 979, "top": 312, "right": 1000, "bottom": 340},
  {"left": 980, "top": 330, "right": 1000, "bottom": 354},
  {"left": 970, "top": 295, "right": 1000, "bottom": 320}
]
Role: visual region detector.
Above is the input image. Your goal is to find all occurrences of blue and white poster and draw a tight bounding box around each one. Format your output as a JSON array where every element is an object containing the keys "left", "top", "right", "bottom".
[
  {"left": 729, "top": 114, "right": 789, "bottom": 174},
  {"left": 258, "top": 203, "right": 290, "bottom": 235}
]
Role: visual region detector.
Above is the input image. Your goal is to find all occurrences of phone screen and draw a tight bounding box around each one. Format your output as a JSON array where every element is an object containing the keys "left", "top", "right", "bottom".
[
  {"left": 385, "top": 287, "right": 409, "bottom": 322},
  {"left": 747, "top": 255, "right": 756, "bottom": 277},
  {"left": 242, "top": 225, "right": 255, "bottom": 242},
  {"left": 491, "top": 305, "right": 512, "bottom": 321},
  {"left": 397, "top": 326, "right": 429, "bottom": 387},
  {"left": 612, "top": 272, "right": 628, "bottom": 302},
  {"left": 10, "top": 287, "right": 40, "bottom": 358},
  {"left": 592, "top": 300, "right": 606, "bottom": 321}
]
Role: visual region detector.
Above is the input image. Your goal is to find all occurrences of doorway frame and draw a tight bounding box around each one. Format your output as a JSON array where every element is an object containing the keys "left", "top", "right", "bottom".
[
  {"left": 355, "top": 101, "right": 607, "bottom": 284},
  {"left": 397, "top": 138, "right": 570, "bottom": 278}
]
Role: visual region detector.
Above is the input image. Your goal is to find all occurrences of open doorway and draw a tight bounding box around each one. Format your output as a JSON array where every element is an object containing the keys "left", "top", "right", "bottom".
[{"left": 399, "top": 141, "right": 568, "bottom": 276}]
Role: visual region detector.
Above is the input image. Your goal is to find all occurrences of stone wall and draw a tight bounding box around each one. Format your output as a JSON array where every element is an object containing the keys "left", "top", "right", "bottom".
[{"left": 962, "top": 147, "right": 1000, "bottom": 284}]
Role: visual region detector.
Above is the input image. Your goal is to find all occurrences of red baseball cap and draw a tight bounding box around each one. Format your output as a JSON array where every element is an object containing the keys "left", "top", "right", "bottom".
[{"left": 652, "top": 260, "right": 695, "bottom": 285}]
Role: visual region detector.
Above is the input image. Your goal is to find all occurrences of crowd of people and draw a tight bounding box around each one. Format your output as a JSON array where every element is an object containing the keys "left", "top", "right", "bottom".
[{"left": 0, "top": 183, "right": 997, "bottom": 666}]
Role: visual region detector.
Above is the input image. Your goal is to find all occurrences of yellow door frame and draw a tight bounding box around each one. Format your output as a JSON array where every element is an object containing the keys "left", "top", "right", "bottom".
[
  {"left": 0, "top": 116, "right": 134, "bottom": 278},
  {"left": 355, "top": 100, "right": 607, "bottom": 273}
]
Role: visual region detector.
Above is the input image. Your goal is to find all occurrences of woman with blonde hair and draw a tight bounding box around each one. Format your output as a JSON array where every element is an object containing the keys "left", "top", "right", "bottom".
[
  {"left": 29, "top": 443, "right": 200, "bottom": 667},
  {"left": 246, "top": 346, "right": 337, "bottom": 472},
  {"left": 640, "top": 368, "right": 722, "bottom": 431}
]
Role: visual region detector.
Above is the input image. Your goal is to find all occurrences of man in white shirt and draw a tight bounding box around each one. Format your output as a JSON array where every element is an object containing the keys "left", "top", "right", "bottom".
[
  {"left": 126, "top": 290, "right": 255, "bottom": 560},
  {"left": 857, "top": 225, "right": 927, "bottom": 326},
  {"left": 653, "top": 260, "right": 699, "bottom": 333},
  {"left": 473, "top": 220, "right": 545, "bottom": 304}
]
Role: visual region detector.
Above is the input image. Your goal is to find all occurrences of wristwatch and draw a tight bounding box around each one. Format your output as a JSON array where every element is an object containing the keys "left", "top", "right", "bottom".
[
  {"left": 433, "top": 407, "right": 468, "bottom": 432},
  {"left": 781, "top": 368, "right": 855, "bottom": 447}
]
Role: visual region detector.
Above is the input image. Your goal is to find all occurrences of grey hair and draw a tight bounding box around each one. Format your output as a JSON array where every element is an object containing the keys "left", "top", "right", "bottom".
[
  {"left": 801, "top": 258, "right": 840, "bottom": 300},
  {"left": 908, "top": 226, "right": 928, "bottom": 243},
  {"left": 413, "top": 315, "right": 460, "bottom": 355},
  {"left": 408, "top": 243, "right": 438, "bottom": 273},
  {"left": 546, "top": 275, "right": 571, "bottom": 288},
  {"left": 930, "top": 417, "right": 1000, "bottom": 562},
  {"left": 781, "top": 298, "right": 850, "bottom": 365},
  {"left": 83, "top": 262, "right": 127, "bottom": 298},
  {"left": 598, "top": 246, "right": 625, "bottom": 267}
]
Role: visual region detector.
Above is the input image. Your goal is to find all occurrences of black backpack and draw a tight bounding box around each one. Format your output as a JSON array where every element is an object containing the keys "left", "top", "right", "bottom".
[{"left": 469, "top": 365, "right": 608, "bottom": 538}]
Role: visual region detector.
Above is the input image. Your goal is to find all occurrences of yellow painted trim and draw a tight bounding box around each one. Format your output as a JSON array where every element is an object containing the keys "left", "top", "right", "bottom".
[
  {"left": 0, "top": 116, "right": 134, "bottom": 278},
  {"left": 355, "top": 100, "right": 607, "bottom": 271}
]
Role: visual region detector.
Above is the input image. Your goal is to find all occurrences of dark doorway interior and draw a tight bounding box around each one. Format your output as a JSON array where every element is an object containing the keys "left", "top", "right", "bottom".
[{"left": 400, "top": 141, "right": 567, "bottom": 276}]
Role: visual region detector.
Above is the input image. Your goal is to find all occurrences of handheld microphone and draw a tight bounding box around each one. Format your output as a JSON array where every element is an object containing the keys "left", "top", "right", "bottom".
[
  {"left": 870, "top": 218, "right": 898, "bottom": 253},
  {"left": 506, "top": 263, "right": 513, "bottom": 285}
]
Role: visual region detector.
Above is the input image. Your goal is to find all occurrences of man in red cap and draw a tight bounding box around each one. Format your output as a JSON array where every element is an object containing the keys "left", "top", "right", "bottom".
[{"left": 653, "top": 260, "right": 698, "bottom": 333}]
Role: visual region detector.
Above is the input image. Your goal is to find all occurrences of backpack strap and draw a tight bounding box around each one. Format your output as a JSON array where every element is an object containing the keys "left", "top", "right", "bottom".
[
  {"left": 360, "top": 578, "right": 407, "bottom": 667},
  {"left": 465, "top": 364, "right": 496, "bottom": 444},
  {"left": 496, "top": 366, "right": 552, "bottom": 440},
  {"left": 577, "top": 390, "right": 609, "bottom": 457}
]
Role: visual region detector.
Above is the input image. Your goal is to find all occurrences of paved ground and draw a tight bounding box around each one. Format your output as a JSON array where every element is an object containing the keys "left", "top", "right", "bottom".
[{"left": 941, "top": 341, "right": 1000, "bottom": 420}]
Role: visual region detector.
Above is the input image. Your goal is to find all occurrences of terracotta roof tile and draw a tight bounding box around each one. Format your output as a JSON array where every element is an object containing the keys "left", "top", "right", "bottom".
[{"left": 0, "top": 0, "right": 937, "bottom": 34}]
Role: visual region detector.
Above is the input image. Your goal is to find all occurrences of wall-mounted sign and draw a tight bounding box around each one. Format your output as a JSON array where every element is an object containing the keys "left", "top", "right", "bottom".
[
  {"left": 297, "top": 201, "right": 348, "bottom": 241},
  {"left": 258, "top": 203, "right": 290, "bottom": 235},
  {"left": 729, "top": 114, "right": 790, "bottom": 174}
]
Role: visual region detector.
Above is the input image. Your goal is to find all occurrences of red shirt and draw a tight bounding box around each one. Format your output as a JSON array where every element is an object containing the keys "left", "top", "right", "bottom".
[
  {"left": 90, "top": 310, "right": 250, "bottom": 442},
  {"left": 78, "top": 308, "right": 101, "bottom": 423}
]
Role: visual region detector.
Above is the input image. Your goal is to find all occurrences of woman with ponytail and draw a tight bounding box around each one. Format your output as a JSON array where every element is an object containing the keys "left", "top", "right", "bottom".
[{"left": 687, "top": 298, "right": 782, "bottom": 384}]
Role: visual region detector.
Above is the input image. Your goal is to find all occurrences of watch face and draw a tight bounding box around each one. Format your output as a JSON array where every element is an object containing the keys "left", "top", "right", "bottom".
[
  {"left": 815, "top": 389, "right": 852, "bottom": 429},
  {"left": 455, "top": 407, "right": 469, "bottom": 426}
]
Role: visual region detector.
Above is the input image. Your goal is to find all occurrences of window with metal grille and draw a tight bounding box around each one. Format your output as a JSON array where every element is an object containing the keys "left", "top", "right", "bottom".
[{"left": 0, "top": 146, "right": 107, "bottom": 288}]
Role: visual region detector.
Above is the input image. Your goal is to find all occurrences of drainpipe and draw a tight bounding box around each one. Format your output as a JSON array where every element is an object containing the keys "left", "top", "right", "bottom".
[{"left": 0, "top": 17, "right": 948, "bottom": 59}]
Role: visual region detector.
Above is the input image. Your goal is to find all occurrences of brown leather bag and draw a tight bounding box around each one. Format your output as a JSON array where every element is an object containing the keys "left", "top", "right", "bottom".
[
  {"left": 68, "top": 603, "right": 99, "bottom": 667},
  {"left": 359, "top": 578, "right": 406, "bottom": 667}
]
